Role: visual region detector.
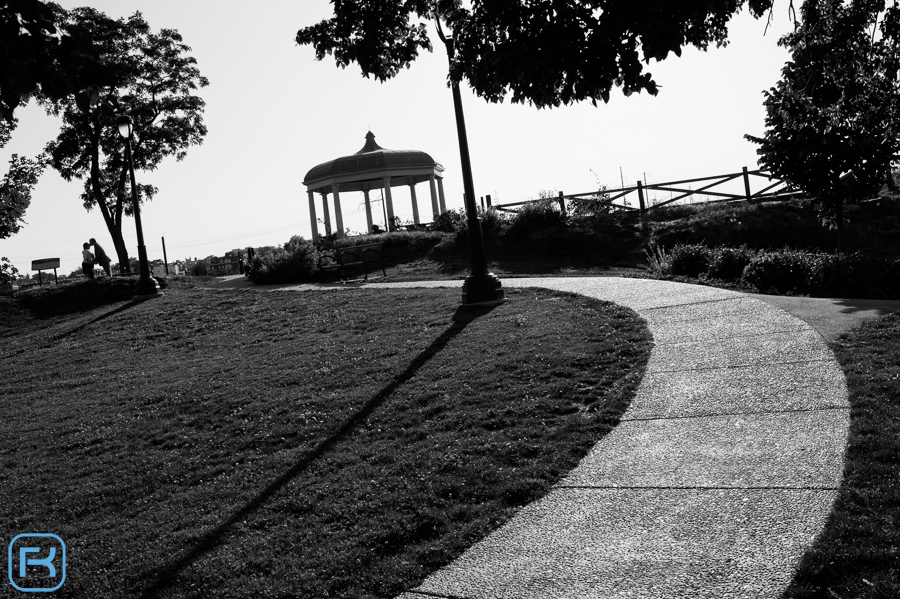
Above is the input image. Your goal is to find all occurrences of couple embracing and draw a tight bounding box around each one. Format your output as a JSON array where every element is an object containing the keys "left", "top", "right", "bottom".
[{"left": 81, "top": 238, "right": 112, "bottom": 279}]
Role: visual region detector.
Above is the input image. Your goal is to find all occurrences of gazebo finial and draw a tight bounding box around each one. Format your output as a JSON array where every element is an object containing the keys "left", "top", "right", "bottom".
[{"left": 357, "top": 130, "right": 383, "bottom": 154}]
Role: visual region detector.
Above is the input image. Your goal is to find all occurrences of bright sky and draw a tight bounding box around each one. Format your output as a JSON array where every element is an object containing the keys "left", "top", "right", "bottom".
[{"left": 1, "top": 0, "right": 796, "bottom": 277}]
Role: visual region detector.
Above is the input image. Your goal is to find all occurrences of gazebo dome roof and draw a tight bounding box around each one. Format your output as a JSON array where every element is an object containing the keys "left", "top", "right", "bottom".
[{"left": 303, "top": 131, "right": 443, "bottom": 190}]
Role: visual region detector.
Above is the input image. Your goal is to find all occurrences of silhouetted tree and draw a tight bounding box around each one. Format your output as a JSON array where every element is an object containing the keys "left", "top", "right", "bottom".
[
  {"left": 0, "top": 0, "right": 106, "bottom": 123},
  {"left": 296, "top": 0, "right": 775, "bottom": 107},
  {"left": 747, "top": 0, "right": 900, "bottom": 251},
  {"left": 42, "top": 8, "right": 208, "bottom": 272},
  {"left": 0, "top": 119, "right": 46, "bottom": 239}
]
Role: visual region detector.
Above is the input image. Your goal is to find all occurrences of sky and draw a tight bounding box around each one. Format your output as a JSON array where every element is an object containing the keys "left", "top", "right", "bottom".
[{"left": 1, "top": 0, "right": 797, "bottom": 277}]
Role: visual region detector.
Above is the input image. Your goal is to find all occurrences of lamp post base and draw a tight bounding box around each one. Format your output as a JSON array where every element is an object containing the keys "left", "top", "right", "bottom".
[
  {"left": 461, "top": 273, "right": 505, "bottom": 306},
  {"left": 133, "top": 276, "right": 162, "bottom": 302}
]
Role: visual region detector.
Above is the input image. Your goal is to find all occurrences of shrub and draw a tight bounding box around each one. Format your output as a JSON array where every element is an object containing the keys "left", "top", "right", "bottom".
[
  {"left": 506, "top": 199, "right": 566, "bottom": 240},
  {"left": 668, "top": 244, "right": 710, "bottom": 278},
  {"left": 741, "top": 250, "right": 812, "bottom": 294},
  {"left": 454, "top": 208, "right": 508, "bottom": 247},
  {"left": 247, "top": 235, "right": 320, "bottom": 284},
  {"left": 706, "top": 246, "right": 756, "bottom": 281},
  {"left": 1, "top": 257, "right": 19, "bottom": 286},
  {"left": 190, "top": 260, "right": 209, "bottom": 276},
  {"left": 432, "top": 209, "right": 465, "bottom": 233}
]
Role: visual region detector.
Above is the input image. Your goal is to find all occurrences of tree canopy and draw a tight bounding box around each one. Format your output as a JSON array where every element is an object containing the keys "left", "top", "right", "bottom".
[
  {"left": 0, "top": 118, "right": 46, "bottom": 239},
  {"left": 747, "top": 0, "right": 900, "bottom": 249},
  {"left": 0, "top": 0, "right": 106, "bottom": 123},
  {"left": 296, "top": 0, "right": 775, "bottom": 107},
  {"left": 42, "top": 8, "right": 208, "bottom": 271}
]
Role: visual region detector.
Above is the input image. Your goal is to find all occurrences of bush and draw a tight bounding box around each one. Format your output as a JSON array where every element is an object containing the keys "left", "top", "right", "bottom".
[
  {"left": 454, "top": 208, "right": 508, "bottom": 247},
  {"left": 668, "top": 244, "right": 710, "bottom": 278},
  {"left": 190, "top": 260, "right": 209, "bottom": 276},
  {"left": 247, "top": 235, "right": 320, "bottom": 284},
  {"left": 1, "top": 257, "right": 19, "bottom": 286},
  {"left": 707, "top": 246, "right": 756, "bottom": 281},
  {"left": 741, "top": 250, "right": 812, "bottom": 294},
  {"left": 506, "top": 199, "right": 566, "bottom": 240},
  {"left": 432, "top": 209, "right": 465, "bottom": 233}
]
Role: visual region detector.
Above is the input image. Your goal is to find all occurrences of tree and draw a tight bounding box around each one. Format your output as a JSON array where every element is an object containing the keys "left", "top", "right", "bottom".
[
  {"left": 1, "top": 0, "right": 105, "bottom": 123},
  {"left": 0, "top": 256, "right": 19, "bottom": 286},
  {"left": 746, "top": 0, "right": 900, "bottom": 250},
  {"left": 42, "top": 8, "right": 208, "bottom": 272},
  {"left": 296, "top": 0, "right": 775, "bottom": 108},
  {"left": 0, "top": 118, "right": 47, "bottom": 238}
]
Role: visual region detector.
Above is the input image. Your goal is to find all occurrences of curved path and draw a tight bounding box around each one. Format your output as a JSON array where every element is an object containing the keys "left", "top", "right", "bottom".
[{"left": 366, "top": 277, "right": 852, "bottom": 599}]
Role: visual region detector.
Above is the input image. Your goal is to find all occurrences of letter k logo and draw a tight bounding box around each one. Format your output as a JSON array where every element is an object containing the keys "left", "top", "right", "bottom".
[{"left": 19, "top": 547, "right": 56, "bottom": 578}]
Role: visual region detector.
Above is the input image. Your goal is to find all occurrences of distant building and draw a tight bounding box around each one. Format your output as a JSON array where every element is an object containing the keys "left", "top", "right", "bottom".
[
  {"left": 152, "top": 264, "right": 182, "bottom": 278},
  {"left": 208, "top": 250, "right": 244, "bottom": 275}
]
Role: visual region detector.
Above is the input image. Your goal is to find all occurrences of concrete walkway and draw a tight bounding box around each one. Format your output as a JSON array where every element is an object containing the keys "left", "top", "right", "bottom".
[{"left": 352, "top": 277, "right": 855, "bottom": 599}]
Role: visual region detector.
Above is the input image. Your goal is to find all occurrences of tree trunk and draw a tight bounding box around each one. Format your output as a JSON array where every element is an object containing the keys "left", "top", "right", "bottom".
[{"left": 90, "top": 127, "right": 131, "bottom": 274}]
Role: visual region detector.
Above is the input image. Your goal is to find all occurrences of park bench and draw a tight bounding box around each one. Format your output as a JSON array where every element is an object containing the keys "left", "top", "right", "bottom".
[{"left": 318, "top": 242, "right": 386, "bottom": 281}]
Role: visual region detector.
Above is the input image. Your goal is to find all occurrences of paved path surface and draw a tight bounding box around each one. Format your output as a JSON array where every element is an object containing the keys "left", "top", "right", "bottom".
[
  {"left": 354, "top": 278, "right": 853, "bottom": 599},
  {"left": 207, "top": 274, "right": 900, "bottom": 597}
]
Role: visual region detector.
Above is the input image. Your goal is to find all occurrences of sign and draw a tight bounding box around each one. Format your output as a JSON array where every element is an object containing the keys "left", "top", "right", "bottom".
[{"left": 31, "top": 258, "right": 60, "bottom": 271}]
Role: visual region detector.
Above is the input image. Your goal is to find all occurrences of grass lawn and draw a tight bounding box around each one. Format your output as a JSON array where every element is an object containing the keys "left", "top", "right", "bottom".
[
  {"left": 783, "top": 313, "right": 900, "bottom": 599},
  {"left": 0, "top": 284, "right": 651, "bottom": 598}
]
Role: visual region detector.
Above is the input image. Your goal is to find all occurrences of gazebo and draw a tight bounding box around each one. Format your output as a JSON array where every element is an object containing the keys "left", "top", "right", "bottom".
[{"left": 303, "top": 131, "right": 447, "bottom": 240}]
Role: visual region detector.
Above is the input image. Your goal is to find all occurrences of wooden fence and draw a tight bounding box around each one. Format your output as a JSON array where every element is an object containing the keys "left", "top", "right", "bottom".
[{"left": 489, "top": 167, "right": 802, "bottom": 215}]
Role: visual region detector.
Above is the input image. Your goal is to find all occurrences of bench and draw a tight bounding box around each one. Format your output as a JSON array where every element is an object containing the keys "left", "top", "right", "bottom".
[{"left": 318, "top": 242, "right": 386, "bottom": 281}]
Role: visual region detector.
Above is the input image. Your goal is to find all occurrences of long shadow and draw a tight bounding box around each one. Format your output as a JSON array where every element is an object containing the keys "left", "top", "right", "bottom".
[
  {"left": 831, "top": 296, "right": 900, "bottom": 315},
  {"left": 137, "top": 302, "right": 500, "bottom": 598},
  {"left": 51, "top": 300, "right": 144, "bottom": 340}
]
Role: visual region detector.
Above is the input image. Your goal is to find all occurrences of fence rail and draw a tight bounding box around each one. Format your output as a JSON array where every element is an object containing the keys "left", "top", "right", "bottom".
[{"left": 490, "top": 167, "right": 802, "bottom": 215}]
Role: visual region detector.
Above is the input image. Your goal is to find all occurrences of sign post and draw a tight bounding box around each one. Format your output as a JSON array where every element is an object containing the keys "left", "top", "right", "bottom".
[{"left": 32, "top": 258, "right": 60, "bottom": 286}]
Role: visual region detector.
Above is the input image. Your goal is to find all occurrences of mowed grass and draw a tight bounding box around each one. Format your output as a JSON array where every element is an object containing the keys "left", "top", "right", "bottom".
[
  {"left": 783, "top": 313, "right": 900, "bottom": 599},
  {"left": 0, "top": 286, "right": 651, "bottom": 598}
]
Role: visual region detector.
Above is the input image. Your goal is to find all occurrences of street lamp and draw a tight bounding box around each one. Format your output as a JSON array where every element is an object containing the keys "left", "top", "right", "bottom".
[
  {"left": 116, "top": 114, "right": 161, "bottom": 300},
  {"left": 434, "top": 18, "right": 504, "bottom": 306}
]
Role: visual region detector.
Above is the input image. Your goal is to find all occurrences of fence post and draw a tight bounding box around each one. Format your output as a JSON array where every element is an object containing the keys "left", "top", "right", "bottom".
[
  {"left": 486, "top": 194, "right": 492, "bottom": 208},
  {"left": 743, "top": 166, "right": 752, "bottom": 202},
  {"left": 557, "top": 191, "right": 566, "bottom": 215},
  {"left": 636, "top": 181, "right": 648, "bottom": 235}
]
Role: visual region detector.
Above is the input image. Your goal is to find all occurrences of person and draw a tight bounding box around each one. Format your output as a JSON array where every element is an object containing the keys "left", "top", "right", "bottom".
[
  {"left": 90, "top": 238, "right": 112, "bottom": 277},
  {"left": 81, "top": 242, "right": 95, "bottom": 279}
]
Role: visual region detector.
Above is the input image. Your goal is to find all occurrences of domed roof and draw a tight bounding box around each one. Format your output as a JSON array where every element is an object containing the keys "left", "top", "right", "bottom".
[{"left": 303, "top": 131, "right": 443, "bottom": 189}]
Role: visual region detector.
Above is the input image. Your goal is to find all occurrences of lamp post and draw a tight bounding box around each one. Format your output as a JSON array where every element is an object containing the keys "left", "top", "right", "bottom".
[
  {"left": 116, "top": 114, "right": 161, "bottom": 300},
  {"left": 435, "top": 21, "right": 504, "bottom": 306}
]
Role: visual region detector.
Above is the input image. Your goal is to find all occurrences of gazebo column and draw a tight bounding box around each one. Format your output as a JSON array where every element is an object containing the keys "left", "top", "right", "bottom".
[
  {"left": 332, "top": 184, "right": 344, "bottom": 237},
  {"left": 307, "top": 190, "right": 319, "bottom": 242},
  {"left": 408, "top": 177, "right": 420, "bottom": 225},
  {"left": 383, "top": 176, "right": 396, "bottom": 230},
  {"left": 428, "top": 175, "right": 439, "bottom": 219},
  {"left": 363, "top": 188, "right": 374, "bottom": 233},
  {"left": 437, "top": 177, "right": 447, "bottom": 213},
  {"left": 320, "top": 192, "right": 332, "bottom": 236}
]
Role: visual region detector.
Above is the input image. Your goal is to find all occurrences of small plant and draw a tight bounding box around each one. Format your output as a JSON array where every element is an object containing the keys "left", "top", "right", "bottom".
[{"left": 645, "top": 245, "right": 673, "bottom": 276}]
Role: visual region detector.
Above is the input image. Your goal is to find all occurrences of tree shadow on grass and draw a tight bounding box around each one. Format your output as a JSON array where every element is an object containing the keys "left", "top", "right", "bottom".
[{"left": 136, "top": 302, "right": 500, "bottom": 598}]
